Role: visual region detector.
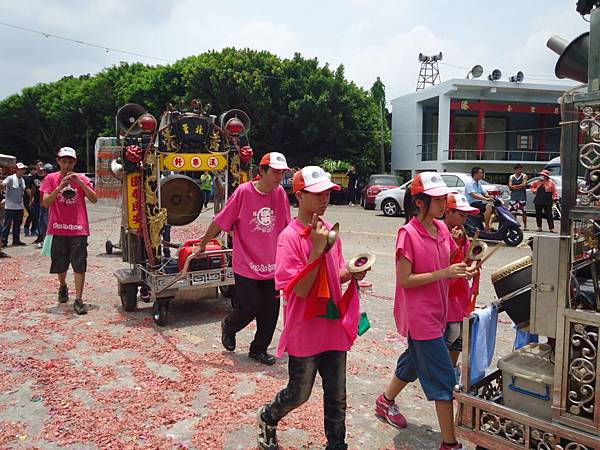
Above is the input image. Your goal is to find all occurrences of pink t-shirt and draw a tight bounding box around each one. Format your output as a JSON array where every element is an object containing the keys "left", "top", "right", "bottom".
[
  {"left": 214, "top": 181, "right": 291, "bottom": 280},
  {"left": 394, "top": 217, "right": 457, "bottom": 340},
  {"left": 40, "top": 172, "right": 94, "bottom": 236},
  {"left": 447, "top": 238, "right": 471, "bottom": 323},
  {"left": 275, "top": 218, "right": 353, "bottom": 358}
]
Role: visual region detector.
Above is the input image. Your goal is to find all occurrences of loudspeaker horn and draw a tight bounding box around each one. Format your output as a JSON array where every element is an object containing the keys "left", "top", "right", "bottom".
[
  {"left": 110, "top": 159, "right": 123, "bottom": 181},
  {"left": 509, "top": 71, "right": 524, "bottom": 83},
  {"left": 547, "top": 33, "right": 589, "bottom": 83},
  {"left": 219, "top": 109, "right": 251, "bottom": 137},
  {"left": 160, "top": 175, "right": 203, "bottom": 226},
  {"left": 488, "top": 69, "right": 502, "bottom": 81},
  {"left": 116, "top": 103, "right": 147, "bottom": 137}
]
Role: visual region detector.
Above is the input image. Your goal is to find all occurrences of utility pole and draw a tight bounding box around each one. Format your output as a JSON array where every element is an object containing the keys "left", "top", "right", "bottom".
[{"left": 379, "top": 99, "right": 385, "bottom": 173}]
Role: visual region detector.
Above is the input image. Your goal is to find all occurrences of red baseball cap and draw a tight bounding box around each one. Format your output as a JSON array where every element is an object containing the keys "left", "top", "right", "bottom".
[
  {"left": 259, "top": 152, "right": 290, "bottom": 170},
  {"left": 447, "top": 193, "right": 479, "bottom": 214},
  {"left": 410, "top": 172, "right": 454, "bottom": 197},
  {"left": 293, "top": 166, "right": 341, "bottom": 193}
]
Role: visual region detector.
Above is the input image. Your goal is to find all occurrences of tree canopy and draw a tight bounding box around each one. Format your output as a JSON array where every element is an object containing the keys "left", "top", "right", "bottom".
[{"left": 0, "top": 48, "right": 390, "bottom": 173}]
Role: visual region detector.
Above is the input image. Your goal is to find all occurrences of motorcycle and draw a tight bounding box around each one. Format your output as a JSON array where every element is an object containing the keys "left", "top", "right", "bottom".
[{"left": 464, "top": 197, "right": 523, "bottom": 246}]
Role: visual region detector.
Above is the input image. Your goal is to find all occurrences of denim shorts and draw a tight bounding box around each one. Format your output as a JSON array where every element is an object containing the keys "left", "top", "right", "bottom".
[
  {"left": 444, "top": 321, "right": 463, "bottom": 352},
  {"left": 395, "top": 336, "right": 455, "bottom": 401}
]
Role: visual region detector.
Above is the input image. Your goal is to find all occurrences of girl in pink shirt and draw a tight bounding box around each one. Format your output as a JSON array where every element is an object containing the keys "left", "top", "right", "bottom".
[{"left": 374, "top": 172, "right": 471, "bottom": 450}]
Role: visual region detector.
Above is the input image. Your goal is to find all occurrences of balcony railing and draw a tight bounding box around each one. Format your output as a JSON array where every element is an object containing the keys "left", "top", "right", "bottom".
[
  {"left": 415, "top": 144, "right": 559, "bottom": 162},
  {"left": 445, "top": 148, "right": 559, "bottom": 161}
]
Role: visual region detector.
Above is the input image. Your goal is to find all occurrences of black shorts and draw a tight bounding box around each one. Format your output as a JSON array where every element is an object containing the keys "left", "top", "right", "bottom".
[
  {"left": 471, "top": 200, "right": 488, "bottom": 215},
  {"left": 50, "top": 235, "right": 88, "bottom": 274}
]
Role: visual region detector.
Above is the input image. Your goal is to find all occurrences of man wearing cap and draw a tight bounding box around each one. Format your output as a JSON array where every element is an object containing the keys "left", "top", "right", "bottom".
[
  {"left": 40, "top": 147, "right": 97, "bottom": 315},
  {"left": 198, "top": 152, "right": 291, "bottom": 365},
  {"left": 1, "top": 162, "right": 28, "bottom": 247}
]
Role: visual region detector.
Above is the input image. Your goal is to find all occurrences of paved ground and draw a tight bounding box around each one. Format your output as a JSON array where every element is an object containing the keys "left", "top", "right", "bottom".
[{"left": 0, "top": 202, "right": 539, "bottom": 449}]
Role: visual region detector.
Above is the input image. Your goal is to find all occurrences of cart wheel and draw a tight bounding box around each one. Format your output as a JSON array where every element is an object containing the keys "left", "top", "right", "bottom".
[
  {"left": 152, "top": 300, "right": 169, "bottom": 326},
  {"left": 219, "top": 285, "right": 234, "bottom": 299},
  {"left": 106, "top": 240, "right": 113, "bottom": 255},
  {"left": 120, "top": 283, "right": 138, "bottom": 312}
]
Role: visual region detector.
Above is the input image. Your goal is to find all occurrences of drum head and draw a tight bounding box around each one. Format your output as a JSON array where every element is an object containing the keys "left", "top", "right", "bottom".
[{"left": 160, "top": 175, "right": 203, "bottom": 226}]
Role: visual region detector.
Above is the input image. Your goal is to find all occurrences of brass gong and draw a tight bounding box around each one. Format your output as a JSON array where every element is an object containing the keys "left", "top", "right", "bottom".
[{"left": 160, "top": 175, "right": 203, "bottom": 226}]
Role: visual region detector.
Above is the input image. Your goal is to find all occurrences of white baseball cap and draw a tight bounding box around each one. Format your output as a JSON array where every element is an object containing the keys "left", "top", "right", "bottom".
[
  {"left": 447, "top": 193, "right": 479, "bottom": 214},
  {"left": 16, "top": 162, "right": 27, "bottom": 170},
  {"left": 57, "top": 147, "right": 77, "bottom": 159},
  {"left": 259, "top": 152, "right": 290, "bottom": 170},
  {"left": 410, "top": 172, "right": 455, "bottom": 197},
  {"left": 293, "top": 166, "right": 341, "bottom": 193}
]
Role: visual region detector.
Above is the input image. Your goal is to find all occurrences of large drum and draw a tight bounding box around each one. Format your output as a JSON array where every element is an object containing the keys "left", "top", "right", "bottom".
[{"left": 491, "top": 256, "right": 532, "bottom": 327}]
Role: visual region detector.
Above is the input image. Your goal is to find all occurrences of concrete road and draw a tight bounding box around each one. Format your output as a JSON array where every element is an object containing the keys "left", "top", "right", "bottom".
[{"left": 0, "top": 202, "right": 533, "bottom": 449}]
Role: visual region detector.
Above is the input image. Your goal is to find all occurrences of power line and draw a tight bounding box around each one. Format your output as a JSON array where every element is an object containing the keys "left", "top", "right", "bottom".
[{"left": 0, "top": 21, "right": 175, "bottom": 64}]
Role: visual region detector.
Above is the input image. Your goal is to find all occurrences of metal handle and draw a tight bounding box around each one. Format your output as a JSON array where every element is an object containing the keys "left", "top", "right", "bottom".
[
  {"left": 534, "top": 283, "right": 554, "bottom": 292},
  {"left": 508, "top": 376, "right": 551, "bottom": 401}
]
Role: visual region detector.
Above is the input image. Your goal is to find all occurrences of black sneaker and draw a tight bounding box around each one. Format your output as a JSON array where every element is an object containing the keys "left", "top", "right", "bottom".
[
  {"left": 12, "top": 241, "right": 27, "bottom": 246},
  {"left": 73, "top": 298, "right": 88, "bottom": 315},
  {"left": 257, "top": 406, "right": 278, "bottom": 450},
  {"left": 0, "top": 251, "right": 9, "bottom": 258},
  {"left": 249, "top": 351, "right": 276, "bottom": 366},
  {"left": 58, "top": 285, "right": 69, "bottom": 303},
  {"left": 221, "top": 320, "right": 236, "bottom": 351}
]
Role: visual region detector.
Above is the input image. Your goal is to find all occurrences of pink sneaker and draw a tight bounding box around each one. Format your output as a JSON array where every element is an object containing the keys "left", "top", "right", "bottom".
[
  {"left": 374, "top": 393, "right": 407, "bottom": 429},
  {"left": 439, "top": 442, "right": 463, "bottom": 449}
]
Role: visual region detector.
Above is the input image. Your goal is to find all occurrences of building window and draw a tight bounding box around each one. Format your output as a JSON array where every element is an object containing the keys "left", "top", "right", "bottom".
[{"left": 453, "top": 115, "right": 477, "bottom": 159}]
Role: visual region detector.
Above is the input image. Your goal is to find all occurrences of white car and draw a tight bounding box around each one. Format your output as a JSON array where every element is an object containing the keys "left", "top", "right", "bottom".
[{"left": 374, "top": 172, "right": 509, "bottom": 217}]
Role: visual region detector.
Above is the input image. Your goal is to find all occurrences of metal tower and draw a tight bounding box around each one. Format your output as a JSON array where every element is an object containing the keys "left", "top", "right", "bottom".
[{"left": 416, "top": 52, "right": 443, "bottom": 91}]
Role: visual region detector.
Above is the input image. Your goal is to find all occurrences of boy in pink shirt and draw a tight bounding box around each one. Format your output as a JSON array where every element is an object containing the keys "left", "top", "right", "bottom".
[
  {"left": 40, "top": 147, "right": 97, "bottom": 315},
  {"left": 198, "top": 152, "right": 291, "bottom": 365},
  {"left": 443, "top": 194, "right": 479, "bottom": 369},
  {"left": 257, "top": 166, "right": 368, "bottom": 450}
]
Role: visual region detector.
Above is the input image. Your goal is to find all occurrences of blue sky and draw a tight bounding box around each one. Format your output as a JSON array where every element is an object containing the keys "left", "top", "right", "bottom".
[{"left": 0, "top": 0, "right": 584, "bottom": 101}]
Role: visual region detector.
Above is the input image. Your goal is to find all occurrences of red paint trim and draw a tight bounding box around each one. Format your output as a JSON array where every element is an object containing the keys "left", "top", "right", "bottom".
[
  {"left": 450, "top": 100, "right": 559, "bottom": 115},
  {"left": 477, "top": 109, "right": 485, "bottom": 158},
  {"left": 449, "top": 110, "right": 455, "bottom": 159},
  {"left": 539, "top": 115, "right": 546, "bottom": 159}
]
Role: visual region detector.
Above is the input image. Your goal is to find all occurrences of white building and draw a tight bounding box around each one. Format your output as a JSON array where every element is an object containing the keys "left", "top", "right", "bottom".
[{"left": 390, "top": 78, "right": 571, "bottom": 183}]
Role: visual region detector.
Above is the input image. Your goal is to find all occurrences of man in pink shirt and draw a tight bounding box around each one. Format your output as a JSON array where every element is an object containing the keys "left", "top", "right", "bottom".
[
  {"left": 40, "top": 147, "right": 97, "bottom": 315},
  {"left": 198, "top": 152, "right": 291, "bottom": 365},
  {"left": 257, "top": 166, "right": 367, "bottom": 450}
]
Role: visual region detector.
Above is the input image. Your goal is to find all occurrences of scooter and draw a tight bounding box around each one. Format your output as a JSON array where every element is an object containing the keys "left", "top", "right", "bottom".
[{"left": 464, "top": 197, "right": 523, "bottom": 246}]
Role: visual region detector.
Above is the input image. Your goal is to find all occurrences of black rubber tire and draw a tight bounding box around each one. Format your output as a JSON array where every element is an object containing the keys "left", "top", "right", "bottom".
[
  {"left": 382, "top": 199, "right": 400, "bottom": 217},
  {"left": 364, "top": 202, "right": 375, "bottom": 210},
  {"left": 152, "top": 300, "right": 169, "bottom": 326},
  {"left": 503, "top": 226, "right": 524, "bottom": 247},
  {"left": 120, "top": 283, "right": 138, "bottom": 312},
  {"left": 219, "top": 285, "right": 234, "bottom": 299},
  {"left": 105, "top": 240, "right": 113, "bottom": 255}
]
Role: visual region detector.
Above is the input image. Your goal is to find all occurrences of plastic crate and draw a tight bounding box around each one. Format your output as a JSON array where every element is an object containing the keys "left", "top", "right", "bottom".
[{"left": 497, "top": 343, "right": 554, "bottom": 420}]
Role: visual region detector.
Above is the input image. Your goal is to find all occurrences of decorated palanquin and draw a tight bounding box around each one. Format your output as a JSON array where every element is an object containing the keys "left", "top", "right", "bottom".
[{"left": 112, "top": 100, "right": 252, "bottom": 326}]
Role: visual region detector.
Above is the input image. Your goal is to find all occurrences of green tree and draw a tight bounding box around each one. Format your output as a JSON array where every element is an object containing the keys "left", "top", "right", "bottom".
[{"left": 0, "top": 48, "right": 389, "bottom": 173}]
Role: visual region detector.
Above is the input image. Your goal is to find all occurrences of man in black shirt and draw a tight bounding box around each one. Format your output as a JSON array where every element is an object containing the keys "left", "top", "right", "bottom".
[
  {"left": 346, "top": 165, "right": 358, "bottom": 206},
  {"left": 24, "top": 161, "right": 45, "bottom": 238}
]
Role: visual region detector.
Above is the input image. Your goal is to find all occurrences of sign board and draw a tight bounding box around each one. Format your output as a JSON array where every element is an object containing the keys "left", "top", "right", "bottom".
[
  {"left": 160, "top": 153, "right": 227, "bottom": 171},
  {"left": 126, "top": 173, "right": 142, "bottom": 229}
]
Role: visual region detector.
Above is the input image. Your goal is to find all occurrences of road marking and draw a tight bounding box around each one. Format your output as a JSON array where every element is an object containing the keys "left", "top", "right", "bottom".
[{"left": 346, "top": 230, "right": 397, "bottom": 237}]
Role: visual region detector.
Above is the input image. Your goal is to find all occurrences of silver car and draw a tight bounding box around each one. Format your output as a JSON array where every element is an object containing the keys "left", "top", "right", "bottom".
[{"left": 374, "top": 172, "right": 509, "bottom": 217}]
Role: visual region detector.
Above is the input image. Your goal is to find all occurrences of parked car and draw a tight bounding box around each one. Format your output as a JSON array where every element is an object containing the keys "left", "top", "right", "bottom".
[
  {"left": 360, "top": 174, "right": 401, "bottom": 210},
  {"left": 374, "top": 172, "right": 509, "bottom": 217}
]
